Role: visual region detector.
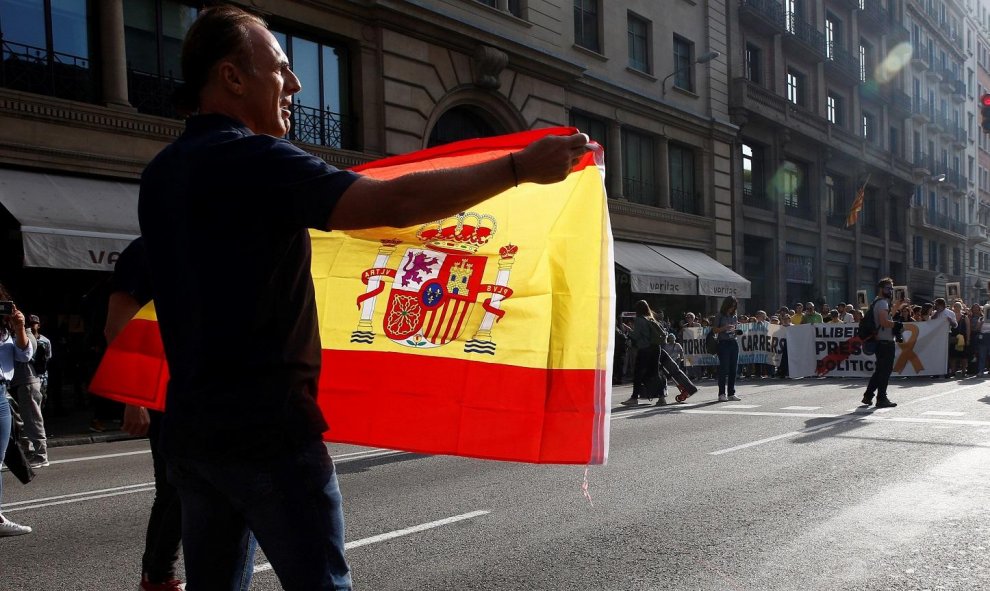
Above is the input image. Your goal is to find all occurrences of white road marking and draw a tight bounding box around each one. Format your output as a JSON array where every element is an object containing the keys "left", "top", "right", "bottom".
[
  {"left": 721, "top": 404, "right": 762, "bottom": 409},
  {"left": 922, "top": 411, "right": 966, "bottom": 416},
  {"left": 6, "top": 448, "right": 410, "bottom": 513},
  {"left": 782, "top": 406, "right": 821, "bottom": 411},
  {"left": 47, "top": 450, "right": 151, "bottom": 464},
  {"left": 253, "top": 510, "right": 491, "bottom": 574}
]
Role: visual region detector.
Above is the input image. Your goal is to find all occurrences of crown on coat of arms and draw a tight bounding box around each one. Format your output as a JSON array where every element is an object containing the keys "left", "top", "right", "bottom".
[{"left": 416, "top": 211, "right": 497, "bottom": 254}]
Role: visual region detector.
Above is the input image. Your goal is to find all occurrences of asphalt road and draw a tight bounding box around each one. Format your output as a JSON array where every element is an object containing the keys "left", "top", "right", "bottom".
[{"left": 4, "top": 376, "right": 990, "bottom": 590}]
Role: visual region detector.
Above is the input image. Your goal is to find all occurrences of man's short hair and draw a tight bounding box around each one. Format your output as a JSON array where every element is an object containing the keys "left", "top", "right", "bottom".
[
  {"left": 794, "top": 303, "right": 803, "bottom": 309},
  {"left": 804, "top": 302, "right": 815, "bottom": 309},
  {"left": 877, "top": 276, "right": 894, "bottom": 291},
  {"left": 934, "top": 298, "right": 946, "bottom": 307},
  {"left": 176, "top": 5, "right": 267, "bottom": 115}
]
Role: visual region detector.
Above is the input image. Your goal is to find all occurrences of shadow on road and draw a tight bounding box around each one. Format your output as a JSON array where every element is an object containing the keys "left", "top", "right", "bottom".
[
  {"left": 335, "top": 452, "right": 429, "bottom": 475},
  {"left": 790, "top": 409, "right": 873, "bottom": 445}
]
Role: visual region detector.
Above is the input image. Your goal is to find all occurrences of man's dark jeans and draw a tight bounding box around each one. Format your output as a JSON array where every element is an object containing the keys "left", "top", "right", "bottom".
[
  {"left": 143, "top": 410, "right": 182, "bottom": 583},
  {"left": 167, "top": 439, "right": 351, "bottom": 590},
  {"left": 865, "top": 340, "right": 896, "bottom": 399}
]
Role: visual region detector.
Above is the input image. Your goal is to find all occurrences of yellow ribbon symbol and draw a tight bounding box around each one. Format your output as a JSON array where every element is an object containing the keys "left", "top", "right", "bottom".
[{"left": 893, "top": 323, "right": 924, "bottom": 373}]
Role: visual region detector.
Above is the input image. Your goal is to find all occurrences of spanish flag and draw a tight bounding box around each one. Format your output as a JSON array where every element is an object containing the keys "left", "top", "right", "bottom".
[
  {"left": 845, "top": 174, "right": 870, "bottom": 228},
  {"left": 90, "top": 128, "right": 614, "bottom": 465}
]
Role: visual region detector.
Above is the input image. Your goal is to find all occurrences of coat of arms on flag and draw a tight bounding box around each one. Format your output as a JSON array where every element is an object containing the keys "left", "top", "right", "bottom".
[{"left": 351, "top": 212, "right": 515, "bottom": 355}]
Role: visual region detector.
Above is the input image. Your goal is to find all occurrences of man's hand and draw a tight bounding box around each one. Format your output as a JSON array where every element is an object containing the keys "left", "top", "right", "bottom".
[
  {"left": 514, "top": 133, "right": 591, "bottom": 185},
  {"left": 122, "top": 404, "right": 151, "bottom": 436}
]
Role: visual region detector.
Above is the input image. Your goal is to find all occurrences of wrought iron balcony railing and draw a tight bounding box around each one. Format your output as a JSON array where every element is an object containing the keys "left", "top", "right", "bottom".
[
  {"left": 0, "top": 39, "right": 94, "bottom": 103},
  {"left": 288, "top": 103, "right": 352, "bottom": 149},
  {"left": 743, "top": 187, "right": 774, "bottom": 210},
  {"left": 127, "top": 68, "right": 182, "bottom": 119}
]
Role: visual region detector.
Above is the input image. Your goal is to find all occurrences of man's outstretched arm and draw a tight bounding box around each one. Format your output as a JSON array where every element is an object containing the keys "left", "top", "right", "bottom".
[{"left": 328, "top": 132, "right": 590, "bottom": 231}]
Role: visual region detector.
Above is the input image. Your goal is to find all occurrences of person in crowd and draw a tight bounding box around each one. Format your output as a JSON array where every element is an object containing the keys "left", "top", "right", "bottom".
[
  {"left": 0, "top": 283, "right": 33, "bottom": 536},
  {"left": 137, "top": 6, "right": 589, "bottom": 589},
  {"left": 621, "top": 300, "right": 666, "bottom": 407},
  {"left": 969, "top": 303, "right": 985, "bottom": 377},
  {"left": 949, "top": 301, "right": 971, "bottom": 377},
  {"left": 613, "top": 322, "right": 629, "bottom": 386},
  {"left": 802, "top": 302, "right": 823, "bottom": 324},
  {"left": 713, "top": 296, "right": 742, "bottom": 401},
  {"left": 911, "top": 305, "right": 924, "bottom": 322},
  {"left": 862, "top": 277, "right": 907, "bottom": 408},
  {"left": 825, "top": 310, "right": 840, "bottom": 323},
  {"left": 106, "top": 238, "right": 187, "bottom": 591},
  {"left": 790, "top": 303, "right": 804, "bottom": 325},
  {"left": 838, "top": 303, "right": 854, "bottom": 323},
  {"left": 27, "top": 316, "right": 51, "bottom": 406},
  {"left": 11, "top": 310, "right": 45, "bottom": 468},
  {"left": 661, "top": 333, "right": 684, "bottom": 367},
  {"left": 680, "top": 312, "right": 702, "bottom": 380},
  {"left": 931, "top": 298, "right": 959, "bottom": 379},
  {"left": 979, "top": 304, "right": 990, "bottom": 376},
  {"left": 851, "top": 308, "right": 863, "bottom": 323},
  {"left": 921, "top": 302, "right": 934, "bottom": 319},
  {"left": 821, "top": 303, "right": 831, "bottom": 318}
]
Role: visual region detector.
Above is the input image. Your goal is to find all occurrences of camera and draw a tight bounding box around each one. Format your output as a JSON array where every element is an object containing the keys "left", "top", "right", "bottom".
[
  {"left": 0, "top": 301, "right": 12, "bottom": 316},
  {"left": 892, "top": 321, "right": 904, "bottom": 343}
]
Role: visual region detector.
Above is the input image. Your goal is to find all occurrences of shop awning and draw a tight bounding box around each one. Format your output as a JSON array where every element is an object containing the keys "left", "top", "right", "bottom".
[
  {"left": 0, "top": 169, "right": 139, "bottom": 271},
  {"left": 614, "top": 240, "right": 752, "bottom": 298},
  {"left": 613, "top": 240, "right": 697, "bottom": 295},
  {"left": 649, "top": 245, "right": 752, "bottom": 298}
]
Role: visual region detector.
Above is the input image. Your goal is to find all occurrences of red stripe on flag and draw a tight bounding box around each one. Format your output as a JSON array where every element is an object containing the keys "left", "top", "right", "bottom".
[
  {"left": 89, "top": 318, "right": 169, "bottom": 411},
  {"left": 318, "top": 349, "right": 606, "bottom": 464}
]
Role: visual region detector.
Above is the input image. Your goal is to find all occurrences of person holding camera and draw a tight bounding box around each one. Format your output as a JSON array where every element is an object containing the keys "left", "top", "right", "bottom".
[
  {"left": 0, "top": 284, "right": 34, "bottom": 536},
  {"left": 713, "top": 296, "right": 742, "bottom": 402},
  {"left": 862, "top": 277, "right": 907, "bottom": 408}
]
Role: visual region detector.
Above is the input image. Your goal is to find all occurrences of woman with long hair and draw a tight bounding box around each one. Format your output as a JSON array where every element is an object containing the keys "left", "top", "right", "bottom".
[
  {"left": 620, "top": 300, "right": 666, "bottom": 406},
  {"left": 713, "top": 296, "right": 741, "bottom": 402},
  {"left": 0, "top": 282, "right": 34, "bottom": 536}
]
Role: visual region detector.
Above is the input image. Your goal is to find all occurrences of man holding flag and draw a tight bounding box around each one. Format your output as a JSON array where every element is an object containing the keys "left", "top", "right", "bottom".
[{"left": 138, "top": 5, "right": 589, "bottom": 590}]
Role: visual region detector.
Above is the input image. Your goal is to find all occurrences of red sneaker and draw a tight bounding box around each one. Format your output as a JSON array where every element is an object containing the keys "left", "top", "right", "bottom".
[{"left": 139, "top": 579, "right": 185, "bottom": 591}]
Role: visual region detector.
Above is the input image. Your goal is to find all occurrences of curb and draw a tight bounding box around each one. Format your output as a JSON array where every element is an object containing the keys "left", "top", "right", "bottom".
[{"left": 47, "top": 432, "right": 145, "bottom": 448}]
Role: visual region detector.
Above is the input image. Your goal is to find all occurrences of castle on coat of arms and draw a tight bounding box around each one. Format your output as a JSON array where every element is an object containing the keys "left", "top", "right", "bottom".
[{"left": 351, "top": 211, "right": 517, "bottom": 355}]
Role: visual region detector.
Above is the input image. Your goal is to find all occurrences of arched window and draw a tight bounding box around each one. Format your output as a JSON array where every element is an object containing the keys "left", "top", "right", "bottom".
[{"left": 427, "top": 106, "right": 503, "bottom": 147}]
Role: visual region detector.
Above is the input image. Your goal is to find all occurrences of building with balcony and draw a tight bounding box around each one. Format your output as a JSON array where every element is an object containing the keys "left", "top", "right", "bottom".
[
  {"left": 968, "top": 0, "right": 990, "bottom": 304},
  {"left": 730, "top": 0, "right": 916, "bottom": 310},
  {"left": 0, "top": 0, "right": 743, "bottom": 408}
]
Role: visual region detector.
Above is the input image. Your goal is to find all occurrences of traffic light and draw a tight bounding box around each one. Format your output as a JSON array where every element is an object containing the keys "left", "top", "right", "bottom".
[{"left": 982, "top": 94, "right": 990, "bottom": 133}]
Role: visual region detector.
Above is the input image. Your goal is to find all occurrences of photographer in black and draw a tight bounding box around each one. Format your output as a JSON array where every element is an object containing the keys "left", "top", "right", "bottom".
[{"left": 862, "top": 277, "right": 908, "bottom": 408}]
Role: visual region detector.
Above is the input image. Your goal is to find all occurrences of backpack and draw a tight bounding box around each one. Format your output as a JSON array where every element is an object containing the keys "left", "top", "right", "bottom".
[
  {"left": 705, "top": 329, "right": 718, "bottom": 355},
  {"left": 647, "top": 319, "right": 664, "bottom": 346},
  {"left": 857, "top": 301, "right": 878, "bottom": 341},
  {"left": 31, "top": 339, "right": 50, "bottom": 375}
]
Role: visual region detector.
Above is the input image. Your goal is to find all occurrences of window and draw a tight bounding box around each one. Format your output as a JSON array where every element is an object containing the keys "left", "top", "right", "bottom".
[
  {"left": 475, "top": 0, "right": 523, "bottom": 17},
  {"left": 627, "top": 13, "right": 650, "bottom": 73},
  {"left": 914, "top": 236, "right": 924, "bottom": 267},
  {"left": 781, "top": 160, "right": 809, "bottom": 217},
  {"left": 569, "top": 111, "right": 607, "bottom": 151},
  {"left": 825, "top": 174, "right": 846, "bottom": 225},
  {"left": 124, "top": 0, "right": 198, "bottom": 116},
  {"left": 825, "top": 14, "right": 841, "bottom": 59},
  {"left": 970, "top": 248, "right": 976, "bottom": 270},
  {"left": 785, "top": 0, "right": 802, "bottom": 33},
  {"left": 787, "top": 69, "right": 806, "bottom": 106},
  {"left": 827, "top": 92, "right": 844, "bottom": 126},
  {"left": 742, "top": 142, "right": 767, "bottom": 207},
  {"left": 954, "top": 247, "right": 962, "bottom": 276},
  {"left": 574, "top": 0, "right": 600, "bottom": 52},
  {"left": 621, "top": 128, "right": 656, "bottom": 206},
  {"left": 673, "top": 36, "right": 693, "bottom": 91},
  {"left": 745, "top": 44, "right": 762, "bottom": 84},
  {"left": 669, "top": 143, "right": 698, "bottom": 214},
  {"left": 862, "top": 111, "right": 877, "bottom": 142},
  {"left": 929, "top": 241, "right": 939, "bottom": 271},
  {"left": 859, "top": 40, "right": 871, "bottom": 82},
  {"left": 0, "top": 0, "right": 94, "bottom": 102},
  {"left": 271, "top": 30, "right": 353, "bottom": 149},
  {"left": 889, "top": 127, "right": 899, "bottom": 156}
]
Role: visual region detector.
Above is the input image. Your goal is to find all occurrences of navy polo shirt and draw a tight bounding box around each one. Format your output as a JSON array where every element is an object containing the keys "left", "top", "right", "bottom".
[{"left": 139, "top": 114, "right": 360, "bottom": 460}]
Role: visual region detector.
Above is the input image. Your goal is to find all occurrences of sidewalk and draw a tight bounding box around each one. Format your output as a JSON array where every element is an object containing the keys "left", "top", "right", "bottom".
[{"left": 41, "top": 408, "right": 143, "bottom": 448}]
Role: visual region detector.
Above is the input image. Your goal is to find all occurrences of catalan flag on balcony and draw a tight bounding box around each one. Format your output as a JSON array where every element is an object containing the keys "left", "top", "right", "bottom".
[
  {"left": 845, "top": 174, "right": 871, "bottom": 228},
  {"left": 90, "top": 128, "right": 615, "bottom": 465}
]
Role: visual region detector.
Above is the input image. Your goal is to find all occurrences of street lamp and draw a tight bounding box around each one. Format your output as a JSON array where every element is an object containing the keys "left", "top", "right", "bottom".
[{"left": 662, "top": 51, "right": 720, "bottom": 97}]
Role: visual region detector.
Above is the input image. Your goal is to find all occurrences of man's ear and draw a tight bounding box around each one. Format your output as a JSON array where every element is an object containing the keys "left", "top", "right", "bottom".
[{"left": 217, "top": 60, "right": 246, "bottom": 96}]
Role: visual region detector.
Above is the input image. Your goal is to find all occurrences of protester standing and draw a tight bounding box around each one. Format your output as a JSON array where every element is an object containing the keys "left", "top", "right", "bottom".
[
  {"left": 979, "top": 305, "right": 990, "bottom": 376},
  {"left": 138, "top": 7, "right": 589, "bottom": 589},
  {"left": 802, "top": 302, "right": 823, "bottom": 324},
  {"left": 861, "top": 277, "right": 906, "bottom": 408},
  {"left": 0, "top": 284, "right": 33, "bottom": 536},
  {"left": 11, "top": 313, "right": 46, "bottom": 468},
  {"left": 621, "top": 300, "right": 666, "bottom": 406},
  {"left": 27, "top": 316, "right": 51, "bottom": 405},
  {"left": 714, "top": 296, "right": 741, "bottom": 401},
  {"left": 931, "top": 298, "right": 958, "bottom": 379}
]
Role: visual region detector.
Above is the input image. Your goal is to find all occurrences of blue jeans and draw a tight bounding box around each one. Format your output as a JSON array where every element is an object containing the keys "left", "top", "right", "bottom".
[
  {"left": 717, "top": 339, "right": 739, "bottom": 396},
  {"left": 167, "top": 439, "right": 351, "bottom": 591},
  {"left": 0, "top": 384, "right": 10, "bottom": 511}
]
